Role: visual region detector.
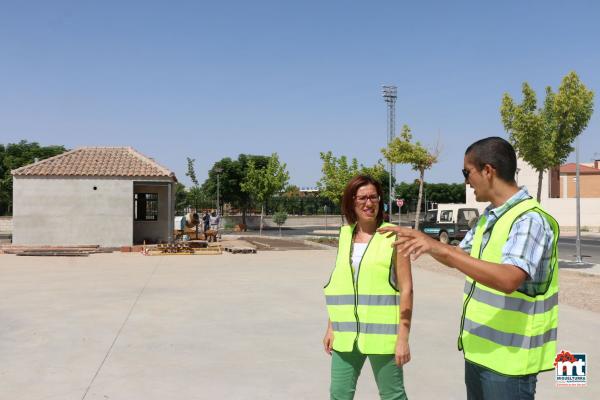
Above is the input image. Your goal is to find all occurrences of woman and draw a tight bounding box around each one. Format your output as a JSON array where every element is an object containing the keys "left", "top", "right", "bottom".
[{"left": 323, "top": 175, "right": 413, "bottom": 400}]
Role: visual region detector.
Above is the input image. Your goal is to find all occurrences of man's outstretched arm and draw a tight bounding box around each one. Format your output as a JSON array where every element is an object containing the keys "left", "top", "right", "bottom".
[{"left": 377, "top": 226, "right": 527, "bottom": 294}]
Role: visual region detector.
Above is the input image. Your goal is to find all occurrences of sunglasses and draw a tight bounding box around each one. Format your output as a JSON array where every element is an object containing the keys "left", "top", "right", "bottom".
[{"left": 463, "top": 164, "right": 494, "bottom": 179}]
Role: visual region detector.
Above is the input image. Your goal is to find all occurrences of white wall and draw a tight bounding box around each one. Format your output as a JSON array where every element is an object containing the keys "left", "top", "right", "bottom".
[
  {"left": 13, "top": 177, "right": 133, "bottom": 247},
  {"left": 465, "top": 158, "right": 600, "bottom": 227}
]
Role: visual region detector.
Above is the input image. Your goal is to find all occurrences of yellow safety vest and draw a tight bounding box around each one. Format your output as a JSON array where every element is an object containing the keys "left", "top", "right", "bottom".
[
  {"left": 324, "top": 223, "right": 399, "bottom": 354},
  {"left": 458, "top": 198, "right": 559, "bottom": 376}
]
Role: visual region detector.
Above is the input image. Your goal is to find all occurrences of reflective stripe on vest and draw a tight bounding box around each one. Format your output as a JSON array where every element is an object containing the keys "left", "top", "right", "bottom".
[
  {"left": 324, "top": 222, "right": 399, "bottom": 354},
  {"left": 458, "top": 198, "right": 559, "bottom": 376}
]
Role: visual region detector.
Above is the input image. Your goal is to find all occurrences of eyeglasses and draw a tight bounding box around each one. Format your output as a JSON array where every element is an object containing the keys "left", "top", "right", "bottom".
[
  {"left": 355, "top": 195, "right": 380, "bottom": 204},
  {"left": 462, "top": 168, "right": 472, "bottom": 179}
]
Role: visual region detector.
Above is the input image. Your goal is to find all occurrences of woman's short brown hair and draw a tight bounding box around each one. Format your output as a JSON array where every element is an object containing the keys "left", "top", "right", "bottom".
[{"left": 341, "top": 175, "right": 384, "bottom": 226}]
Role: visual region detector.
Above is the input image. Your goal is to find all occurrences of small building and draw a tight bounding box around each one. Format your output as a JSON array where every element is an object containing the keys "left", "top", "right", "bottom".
[
  {"left": 11, "top": 147, "right": 177, "bottom": 247},
  {"left": 549, "top": 160, "right": 600, "bottom": 199},
  {"left": 466, "top": 157, "right": 600, "bottom": 228}
]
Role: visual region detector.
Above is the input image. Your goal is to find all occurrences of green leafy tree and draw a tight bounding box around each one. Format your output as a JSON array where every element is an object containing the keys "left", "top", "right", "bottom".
[
  {"left": 272, "top": 211, "right": 288, "bottom": 236},
  {"left": 395, "top": 182, "right": 466, "bottom": 212},
  {"left": 185, "top": 157, "right": 199, "bottom": 187},
  {"left": 282, "top": 185, "right": 301, "bottom": 198},
  {"left": 240, "top": 153, "right": 290, "bottom": 235},
  {"left": 201, "top": 155, "right": 270, "bottom": 224},
  {"left": 0, "top": 140, "right": 67, "bottom": 215},
  {"left": 316, "top": 151, "right": 358, "bottom": 209},
  {"left": 184, "top": 157, "right": 203, "bottom": 211},
  {"left": 501, "top": 71, "right": 594, "bottom": 202},
  {"left": 317, "top": 152, "right": 392, "bottom": 223},
  {"left": 174, "top": 182, "right": 188, "bottom": 214},
  {"left": 382, "top": 125, "right": 438, "bottom": 230}
]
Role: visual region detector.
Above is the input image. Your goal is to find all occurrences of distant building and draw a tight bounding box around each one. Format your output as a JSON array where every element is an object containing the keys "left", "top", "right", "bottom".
[
  {"left": 466, "top": 157, "right": 600, "bottom": 228},
  {"left": 299, "top": 186, "right": 320, "bottom": 196},
  {"left": 549, "top": 160, "right": 600, "bottom": 199},
  {"left": 12, "top": 147, "right": 177, "bottom": 247}
]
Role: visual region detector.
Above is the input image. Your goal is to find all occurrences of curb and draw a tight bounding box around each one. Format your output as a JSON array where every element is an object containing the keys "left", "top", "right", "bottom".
[{"left": 558, "top": 259, "right": 600, "bottom": 277}]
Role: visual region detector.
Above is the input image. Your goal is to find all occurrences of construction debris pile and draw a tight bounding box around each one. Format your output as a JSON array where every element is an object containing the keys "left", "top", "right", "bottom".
[{"left": 142, "top": 241, "right": 223, "bottom": 256}]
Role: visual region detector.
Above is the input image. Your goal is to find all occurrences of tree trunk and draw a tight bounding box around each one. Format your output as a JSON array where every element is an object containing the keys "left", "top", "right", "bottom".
[
  {"left": 414, "top": 170, "right": 425, "bottom": 231},
  {"left": 242, "top": 208, "right": 247, "bottom": 226},
  {"left": 279, "top": 226, "right": 282, "bottom": 236},
  {"left": 259, "top": 204, "right": 264, "bottom": 236},
  {"left": 536, "top": 170, "right": 543, "bottom": 203}
]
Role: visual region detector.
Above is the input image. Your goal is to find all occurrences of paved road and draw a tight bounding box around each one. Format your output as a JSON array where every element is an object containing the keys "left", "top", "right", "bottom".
[
  {"left": 239, "top": 226, "right": 600, "bottom": 265},
  {"left": 558, "top": 236, "right": 600, "bottom": 264}
]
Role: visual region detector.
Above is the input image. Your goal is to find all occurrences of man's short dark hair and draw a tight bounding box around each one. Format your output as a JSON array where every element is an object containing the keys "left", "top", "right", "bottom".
[{"left": 465, "top": 137, "right": 517, "bottom": 183}]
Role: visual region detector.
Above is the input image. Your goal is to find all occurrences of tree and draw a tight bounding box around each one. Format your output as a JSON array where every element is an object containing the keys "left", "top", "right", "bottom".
[
  {"left": 382, "top": 125, "right": 438, "bottom": 230},
  {"left": 501, "top": 71, "right": 594, "bottom": 202},
  {"left": 174, "top": 182, "right": 188, "bottom": 214},
  {"left": 0, "top": 140, "right": 67, "bottom": 215},
  {"left": 316, "top": 151, "right": 359, "bottom": 209},
  {"left": 185, "top": 157, "right": 203, "bottom": 211},
  {"left": 201, "top": 154, "right": 270, "bottom": 224},
  {"left": 316, "top": 151, "right": 392, "bottom": 223},
  {"left": 395, "top": 182, "right": 466, "bottom": 212},
  {"left": 185, "top": 157, "right": 199, "bottom": 187},
  {"left": 240, "top": 153, "right": 290, "bottom": 235},
  {"left": 272, "top": 211, "right": 288, "bottom": 236},
  {"left": 282, "top": 185, "right": 301, "bottom": 198}
]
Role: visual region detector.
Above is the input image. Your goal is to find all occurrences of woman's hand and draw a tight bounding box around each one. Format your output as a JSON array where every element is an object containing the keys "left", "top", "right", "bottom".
[
  {"left": 323, "top": 324, "right": 334, "bottom": 355},
  {"left": 395, "top": 338, "right": 411, "bottom": 366}
]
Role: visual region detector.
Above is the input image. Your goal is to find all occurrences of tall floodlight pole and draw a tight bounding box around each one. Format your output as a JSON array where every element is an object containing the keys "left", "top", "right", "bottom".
[
  {"left": 575, "top": 137, "right": 583, "bottom": 264},
  {"left": 382, "top": 85, "right": 397, "bottom": 220}
]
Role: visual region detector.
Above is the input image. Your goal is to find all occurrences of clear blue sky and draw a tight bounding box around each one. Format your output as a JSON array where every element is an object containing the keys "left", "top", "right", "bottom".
[{"left": 2, "top": 1, "right": 599, "bottom": 188}]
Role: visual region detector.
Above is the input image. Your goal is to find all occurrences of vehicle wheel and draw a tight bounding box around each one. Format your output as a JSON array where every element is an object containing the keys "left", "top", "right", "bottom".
[{"left": 439, "top": 231, "right": 449, "bottom": 244}]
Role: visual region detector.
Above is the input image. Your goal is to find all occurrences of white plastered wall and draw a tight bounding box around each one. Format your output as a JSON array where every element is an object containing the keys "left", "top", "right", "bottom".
[
  {"left": 12, "top": 177, "right": 133, "bottom": 246},
  {"left": 465, "top": 158, "right": 600, "bottom": 228}
]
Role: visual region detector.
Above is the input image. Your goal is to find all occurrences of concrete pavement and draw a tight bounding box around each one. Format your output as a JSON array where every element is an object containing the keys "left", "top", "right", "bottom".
[{"left": 0, "top": 250, "right": 598, "bottom": 399}]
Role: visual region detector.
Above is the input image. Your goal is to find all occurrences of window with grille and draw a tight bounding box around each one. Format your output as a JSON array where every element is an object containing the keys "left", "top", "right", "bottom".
[{"left": 134, "top": 193, "right": 159, "bottom": 221}]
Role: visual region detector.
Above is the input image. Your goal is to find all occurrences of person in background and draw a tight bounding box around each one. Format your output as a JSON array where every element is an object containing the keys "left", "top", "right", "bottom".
[
  {"left": 202, "top": 211, "right": 210, "bottom": 232},
  {"left": 209, "top": 210, "right": 220, "bottom": 231}
]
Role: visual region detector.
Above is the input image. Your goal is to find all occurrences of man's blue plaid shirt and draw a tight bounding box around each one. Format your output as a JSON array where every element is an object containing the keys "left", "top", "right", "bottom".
[{"left": 459, "top": 187, "right": 555, "bottom": 296}]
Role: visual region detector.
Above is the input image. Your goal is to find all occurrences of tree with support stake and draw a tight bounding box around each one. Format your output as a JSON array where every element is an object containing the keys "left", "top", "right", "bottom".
[
  {"left": 240, "top": 153, "right": 289, "bottom": 236},
  {"left": 273, "top": 211, "right": 288, "bottom": 237},
  {"left": 500, "top": 71, "right": 594, "bottom": 203},
  {"left": 382, "top": 125, "right": 438, "bottom": 231}
]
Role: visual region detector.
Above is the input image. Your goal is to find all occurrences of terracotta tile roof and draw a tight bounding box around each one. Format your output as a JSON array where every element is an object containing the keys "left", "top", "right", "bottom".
[
  {"left": 560, "top": 163, "right": 600, "bottom": 174},
  {"left": 12, "top": 147, "right": 177, "bottom": 180}
]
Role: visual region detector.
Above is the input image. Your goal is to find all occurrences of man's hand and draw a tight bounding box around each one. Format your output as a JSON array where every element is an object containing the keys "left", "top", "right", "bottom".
[
  {"left": 395, "top": 338, "right": 411, "bottom": 366},
  {"left": 377, "top": 225, "right": 446, "bottom": 260}
]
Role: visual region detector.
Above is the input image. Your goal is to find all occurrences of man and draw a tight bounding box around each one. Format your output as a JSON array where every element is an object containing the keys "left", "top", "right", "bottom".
[
  {"left": 209, "top": 210, "right": 220, "bottom": 231},
  {"left": 202, "top": 211, "right": 210, "bottom": 232},
  {"left": 378, "top": 137, "right": 559, "bottom": 400}
]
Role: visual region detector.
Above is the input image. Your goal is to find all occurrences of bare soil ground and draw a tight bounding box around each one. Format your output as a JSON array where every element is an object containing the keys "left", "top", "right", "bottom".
[{"left": 239, "top": 236, "right": 320, "bottom": 251}]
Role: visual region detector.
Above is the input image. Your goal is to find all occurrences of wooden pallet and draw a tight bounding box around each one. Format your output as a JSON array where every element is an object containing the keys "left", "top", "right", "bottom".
[
  {"left": 16, "top": 250, "right": 91, "bottom": 257},
  {"left": 224, "top": 246, "right": 257, "bottom": 254},
  {"left": 2, "top": 245, "right": 100, "bottom": 256}
]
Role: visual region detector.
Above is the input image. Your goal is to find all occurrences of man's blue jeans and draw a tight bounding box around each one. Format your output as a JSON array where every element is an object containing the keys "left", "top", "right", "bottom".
[{"left": 465, "top": 360, "right": 537, "bottom": 400}]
